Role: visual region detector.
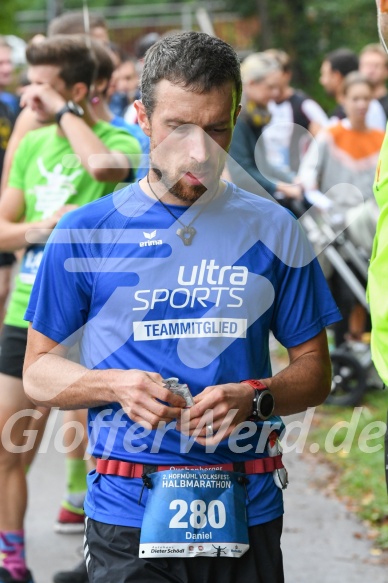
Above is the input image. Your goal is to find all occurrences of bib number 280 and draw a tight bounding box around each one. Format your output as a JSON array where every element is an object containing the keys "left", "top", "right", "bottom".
[
  {"left": 139, "top": 469, "right": 250, "bottom": 558},
  {"left": 169, "top": 499, "right": 226, "bottom": 529}
]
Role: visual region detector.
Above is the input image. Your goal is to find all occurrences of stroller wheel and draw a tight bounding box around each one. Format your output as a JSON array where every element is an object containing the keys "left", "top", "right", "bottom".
[{"left": 326, "top": 348, "right": 367, "bottom": 407}]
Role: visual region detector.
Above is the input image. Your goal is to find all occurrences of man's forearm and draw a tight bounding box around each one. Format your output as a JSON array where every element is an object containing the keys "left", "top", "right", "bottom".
[
  {"left": 264, "top": 352, "right": 331, "bottom": 416},
  {"left": 23, "top": 352, "right": 115, "bottom": 409},
  {"left": 0, "top": 218, "right": 53, "bottom": 252},
  {"left": 59, "top": 113, "right": 130, "bottom": 183},
  {"left": 24, "top": 346, "right": 185, "bottom": 429}
]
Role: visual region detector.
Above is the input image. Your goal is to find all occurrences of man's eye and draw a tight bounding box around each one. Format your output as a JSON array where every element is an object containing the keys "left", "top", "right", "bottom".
[{"left": 168, "top": 126, "right": 186, "bottom": 135}]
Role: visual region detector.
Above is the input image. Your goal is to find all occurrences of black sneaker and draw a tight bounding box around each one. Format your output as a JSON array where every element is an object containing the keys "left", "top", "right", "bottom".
[
  {"left": 52, "top": 561, "right": 88, "bottom": 583},
  {"left": 0, "top": 568, "right": 34, "bottom": 583}
]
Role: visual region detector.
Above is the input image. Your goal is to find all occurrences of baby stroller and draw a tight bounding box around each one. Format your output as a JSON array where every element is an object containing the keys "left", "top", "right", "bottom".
[{"left": 293, "top": 195, "right": 384, "bottom": 407}]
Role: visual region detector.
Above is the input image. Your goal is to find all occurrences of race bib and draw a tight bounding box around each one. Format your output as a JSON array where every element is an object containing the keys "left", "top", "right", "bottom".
[
  {"left": 139, "top": 469, "right": 249, "bottom": 558},
  {"left": 19, "top": 245, "right": 45, "bottom": 285}
]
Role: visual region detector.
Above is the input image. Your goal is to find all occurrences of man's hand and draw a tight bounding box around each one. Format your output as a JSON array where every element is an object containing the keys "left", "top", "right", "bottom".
[
  {"left": 20, "top": 83, "right": 66, "bottom": 120},
  {"left": 111, "top": 369, "right": 187, "bottom": 430},
  {"left": 176, "top": 382, "right": 254, "bottom": 445},
  {"left": 276, "top": 182, "right": 304, "bottom": 200},
  {"left": 40, "top": 204, "right": 79, "bottom": 230}
]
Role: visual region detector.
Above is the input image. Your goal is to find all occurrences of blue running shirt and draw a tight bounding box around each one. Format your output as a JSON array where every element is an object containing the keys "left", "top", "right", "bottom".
[{"left": 26, "top": 181, "right": 341, "bottom": 527}]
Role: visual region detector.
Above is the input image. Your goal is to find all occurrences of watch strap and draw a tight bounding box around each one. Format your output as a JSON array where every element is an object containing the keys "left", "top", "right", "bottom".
[
  {"left": 240, "top": 379, "right": 274, "bottom": 421},
  {"left": 240, "top": 379, "right": 268, "bottom": 391},
  {"left": 55, "top": 101, "right": 83, "bottom": 125}
]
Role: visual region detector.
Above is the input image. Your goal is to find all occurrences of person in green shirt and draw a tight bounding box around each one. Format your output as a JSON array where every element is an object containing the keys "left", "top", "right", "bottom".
[
  {"left": 0, "top": 34, "right": 140, "bottom": 583},
  {"left": 368, "top": 0, "right": 388, "bottom": 497},
  {"left": 369, "top": 0, "right": 388, "bottom": 383},
  {"left": 369, "top": 123, "right": 388, "bottom": 385}
]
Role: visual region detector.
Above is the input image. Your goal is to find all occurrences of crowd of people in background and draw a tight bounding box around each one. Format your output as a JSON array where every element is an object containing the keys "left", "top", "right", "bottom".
[
  {"left": 0, "top": 11, "right": 386, "bottom": 583},
  {"left": 228, "top": 41, "right": 387, "bottom": 347}
]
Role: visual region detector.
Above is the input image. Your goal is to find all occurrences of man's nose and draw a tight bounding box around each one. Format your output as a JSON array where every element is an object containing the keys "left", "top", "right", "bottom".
[{"left": 188, "top": 126, "right": 210, "bottom": 164}]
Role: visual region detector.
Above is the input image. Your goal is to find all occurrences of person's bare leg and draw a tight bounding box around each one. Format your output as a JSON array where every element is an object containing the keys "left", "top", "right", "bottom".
[
  {"left": 55, "top": 409, "right": 90, "bottom": 533},
  {"left": 348, "top": 304, "right": 367, "bottom": 340},
  {"left": 63, "top": 409, "right": 89, "bottom": 460},
  {"left": 0, "top": 266, "right": 12, "bottom": 330},
  {"left": 0, "top": 373, "right": 49, "bottom": 579},
  {"left": 21, "top": 406, "right": 50, "bottom": 470},
  {"left": 0, "top": 373, "right": 38, "bottom": 529}
]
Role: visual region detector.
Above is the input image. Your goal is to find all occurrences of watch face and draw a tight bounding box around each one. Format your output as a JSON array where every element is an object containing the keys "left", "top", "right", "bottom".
[
  {"left": 68, "top": 100, "right": 84, "bottom": 117},
  {"left": 259, "top": 392, "right": 274, "bottom": 419}
]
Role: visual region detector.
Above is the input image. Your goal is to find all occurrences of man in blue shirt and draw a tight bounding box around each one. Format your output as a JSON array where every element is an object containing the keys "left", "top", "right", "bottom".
[
  {"left": 0, "top": 37, "right": 19, "bottom": 117},
  {"left": 23, "top": 32, "right": 340, "bottom": 583}
]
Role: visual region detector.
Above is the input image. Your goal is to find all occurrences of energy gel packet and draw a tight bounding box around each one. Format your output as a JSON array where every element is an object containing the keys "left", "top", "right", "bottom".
[{"left": 163, "top": 377, "right": 194, "bottom": 407}]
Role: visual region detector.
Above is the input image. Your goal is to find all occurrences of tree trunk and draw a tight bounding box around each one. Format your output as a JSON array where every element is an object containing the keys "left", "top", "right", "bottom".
[{"left": 256, "top": 0, "right": 273, "bottom": 49}]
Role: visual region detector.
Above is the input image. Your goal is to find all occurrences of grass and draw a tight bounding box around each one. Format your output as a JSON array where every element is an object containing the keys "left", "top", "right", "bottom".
[{"left": 306, "top": 389, "right": 388, "bottom": 549}]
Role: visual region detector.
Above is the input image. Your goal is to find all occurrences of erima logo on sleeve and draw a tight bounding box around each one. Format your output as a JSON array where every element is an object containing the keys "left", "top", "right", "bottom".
[
  {"left": 140, "top": 231, "right": 163, "bottom": 247},
  {"left": 144, "top": 230, "right": 156, "bottom": 239}
]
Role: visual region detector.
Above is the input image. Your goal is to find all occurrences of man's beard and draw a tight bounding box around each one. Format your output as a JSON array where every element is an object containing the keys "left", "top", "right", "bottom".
[
  {"left": 150, "top": 166, "right": 208, "bottom": 203},
  {"left": 149, "top": 142, "right": 225, "bottom": 204}
]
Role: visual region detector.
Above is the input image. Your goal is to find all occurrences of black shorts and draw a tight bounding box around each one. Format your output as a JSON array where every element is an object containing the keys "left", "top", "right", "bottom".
[
  {"left": 84, "top": 516, "right": 284, "bottom": 583},
  {"left": 0, "top": 253, "right": 16, "bottom": 268},
  {"left": 0, "top": 324, "right": 28, "bottom": 379}
]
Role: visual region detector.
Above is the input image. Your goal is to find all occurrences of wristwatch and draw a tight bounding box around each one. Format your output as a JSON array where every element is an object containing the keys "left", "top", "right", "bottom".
[
  {"left": 240, "top": 379, "right": 275, "bottom": 421},
  {"left": 55, "top": 101, "right": 84, "bottom": 125}
]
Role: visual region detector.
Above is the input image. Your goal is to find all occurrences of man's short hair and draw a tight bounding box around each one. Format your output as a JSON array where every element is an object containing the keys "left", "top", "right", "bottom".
[
  {"left": 343, "top": 71, "right": 373, "bottom": 94},
  {"left": 265, "top": 49, "right": 292, "bottom": 73},
  {"left": 26, "top": 35, "right": 96, "bottom": 90},
  {"left": 240, "top": 53, "right": 280, "bottom": 84},
  {"left": 360, "top": 43, "right": 388, "bottom": 65},
  {"left": 90, "top": 39, "right": 115, "bottom": 84},
  {"left": 47, "top": 11, "right": 107, "bottom": 37},
  {"left": 135, "top": 32, "right": 161, "bottom": 60},
  {"left": 324, "top": 48, "right": 359, "bottom": 78},
  {"left": 141, "top": 31, "right": 242, "bottom": 117}
]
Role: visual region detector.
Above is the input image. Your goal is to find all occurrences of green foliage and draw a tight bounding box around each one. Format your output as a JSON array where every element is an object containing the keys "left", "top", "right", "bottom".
[
  {"left": 0, "top": 0, "right": 30, "bottom": 34},
  {"left": 225, "top": 0, "right": 381, "bottom": 108},
  {"left": 3, "top": 0, "right": 384, "bottom": 108},
  {"left": 2, "top": 0, "right": 202, "bottom": 37},
  {"left": 308, "top": 390, "right": 388, "bottom": 548},
  {"left": 376, "top": 524, "right": 388, "bottom": 549}
]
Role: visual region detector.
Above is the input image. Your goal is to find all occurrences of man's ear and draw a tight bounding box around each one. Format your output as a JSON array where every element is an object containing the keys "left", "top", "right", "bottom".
[
  {"left": 234, "top": 104, "right": 242, "bottom": 125},
  {"left": 71, "top": 82, "right": 89, "bottom": 104},
  {"left": 134, "top": 100, "right": 151, "bottom": 136},
  {"left": 94, "top": 78, "right": 109, "bottom": 97}
]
